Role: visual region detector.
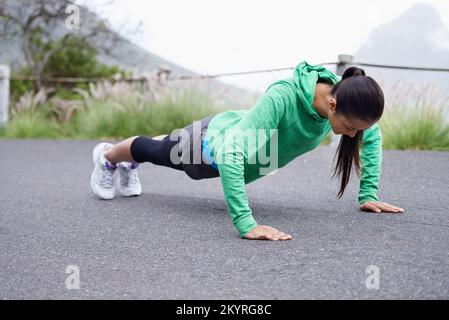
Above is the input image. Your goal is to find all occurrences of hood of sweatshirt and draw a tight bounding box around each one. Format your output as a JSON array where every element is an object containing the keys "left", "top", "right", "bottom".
[{"left": 293, "top": 61, "right": 341, "bottom": 121}]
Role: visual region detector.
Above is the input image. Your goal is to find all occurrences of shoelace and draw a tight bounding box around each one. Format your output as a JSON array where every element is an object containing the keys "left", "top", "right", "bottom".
[{"left": 99, "top": 167, "right": 115, "bottom": 188}]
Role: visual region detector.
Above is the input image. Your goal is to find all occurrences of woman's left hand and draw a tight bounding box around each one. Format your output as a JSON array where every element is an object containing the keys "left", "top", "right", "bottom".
[{"left": 360, "top": 201, "right": 405, "bottom": 213}]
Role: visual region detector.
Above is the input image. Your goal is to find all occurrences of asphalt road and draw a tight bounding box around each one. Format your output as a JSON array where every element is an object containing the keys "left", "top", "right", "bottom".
[{"left": 0, "top": 139, "right": 448, "bottom": 299}]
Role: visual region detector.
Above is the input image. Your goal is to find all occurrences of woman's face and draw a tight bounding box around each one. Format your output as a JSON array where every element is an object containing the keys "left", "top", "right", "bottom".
[
  {"left": 329, "top": 111, "right": 374, "bottom": 137},
  {"left": 324, "top": 92, "right": 376, "bottom": 137}
]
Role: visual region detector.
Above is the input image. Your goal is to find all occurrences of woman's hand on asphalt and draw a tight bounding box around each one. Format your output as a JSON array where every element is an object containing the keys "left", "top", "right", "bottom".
[
  {"left": 244, "top": 225, "right": 293, "bottom": 241},
  {"left": 360, "top": 201, "right": 405, "bottom": 213}
]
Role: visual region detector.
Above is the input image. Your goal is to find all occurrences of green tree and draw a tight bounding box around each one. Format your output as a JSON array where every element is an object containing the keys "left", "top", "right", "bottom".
[
  {"left": 44, "top": 35, "right": 121, "bottom": 79},
  {"left": 10, "top": 32, "right": 124, "bottom": 100},
  {"left": 0, "top": 0, "right": 124, "bottom": 90}
]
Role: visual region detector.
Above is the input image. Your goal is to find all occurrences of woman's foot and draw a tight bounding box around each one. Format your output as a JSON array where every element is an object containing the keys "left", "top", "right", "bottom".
[
  {"left": 117, "top": 161, "right": 142, "bottom": 197},
  {"left": 90, "top": 142, "right": 117, "bottom": 200}
]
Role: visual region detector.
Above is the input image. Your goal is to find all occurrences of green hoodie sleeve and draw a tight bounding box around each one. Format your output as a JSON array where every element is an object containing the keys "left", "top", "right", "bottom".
[
  {"left": 359, "top": 123, "right": 383, "bottom": 205},
  {"left": 215, "top": 84, "right": 290, "bottom": 237}
]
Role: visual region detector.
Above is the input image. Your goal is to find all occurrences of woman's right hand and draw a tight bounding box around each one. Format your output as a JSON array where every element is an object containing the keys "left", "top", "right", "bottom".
[{"left": 243, "top": 225, "right": 293, "bottom": 241}]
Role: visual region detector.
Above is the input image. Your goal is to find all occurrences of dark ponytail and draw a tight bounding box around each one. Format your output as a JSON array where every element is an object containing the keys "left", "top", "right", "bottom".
[{"left": 331, "top": 66, "right": 384, "bottom": 198}]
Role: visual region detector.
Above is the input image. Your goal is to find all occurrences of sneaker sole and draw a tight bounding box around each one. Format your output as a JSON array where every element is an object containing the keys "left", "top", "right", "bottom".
[{"left": 118, "top": 186, "right": 142, "bottom": 197}]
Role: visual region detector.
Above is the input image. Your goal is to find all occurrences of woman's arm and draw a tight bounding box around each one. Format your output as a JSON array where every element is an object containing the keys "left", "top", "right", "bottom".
[
  {"left": 358, "top": 123, "right": 382, "bottom": 204},
  {"left": 358, "top": 124, "right": 405, "bottom": 213},
  {"left": 214, "top": 83, "right": 293, "bottom": 240}
]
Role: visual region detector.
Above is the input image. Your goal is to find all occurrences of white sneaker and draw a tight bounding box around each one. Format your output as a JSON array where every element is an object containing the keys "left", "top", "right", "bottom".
[
  {"left": 90, "top": 142, "right": 117, "bottom": 200},
  {"left": 117, "top": 161, "right": 142, "bottom": 197}
]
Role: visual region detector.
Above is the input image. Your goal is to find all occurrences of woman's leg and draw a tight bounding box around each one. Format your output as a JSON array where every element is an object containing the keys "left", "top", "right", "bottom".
[
  {"left": 103, "top": 136, "right": 140, "bottom": 164},
  {"left": 104, "top": 134, "right": 184, "bottom": 171},
  {"left": 103, "top": 134, "right": 168, "bottom": 164}
]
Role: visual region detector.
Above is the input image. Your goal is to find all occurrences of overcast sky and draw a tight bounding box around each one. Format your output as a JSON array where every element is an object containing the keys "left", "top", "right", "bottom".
[{"left": 87, "top": 0, "right": 449, "bottom": 91}]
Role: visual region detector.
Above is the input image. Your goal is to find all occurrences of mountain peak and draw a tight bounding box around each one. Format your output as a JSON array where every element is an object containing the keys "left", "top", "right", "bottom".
[
  {"left": 399, "top": 2, "right": 442, "bottom": 26},
  {"left": 356, "top": 2, "right": 449, "bottom": 59},
  {"left": 354, "top": 3, "right": 449, "bottom": 87}
]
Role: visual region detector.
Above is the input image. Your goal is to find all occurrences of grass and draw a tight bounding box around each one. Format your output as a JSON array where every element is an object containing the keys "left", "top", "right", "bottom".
[
  {"left": 379, "top": 81, "right": 449, "bottom": 151},
  {"left": 1, "top": 85, "right": 226, "bottom": 140},
  {"left": 70, "top": 89, "right": 221, "bottom": 139},
  {"left": 1, "top": 109, "right": 62, "bottom": 139},
  {"left": 379, "top": 104, "right": 449, "bottom": 151}
]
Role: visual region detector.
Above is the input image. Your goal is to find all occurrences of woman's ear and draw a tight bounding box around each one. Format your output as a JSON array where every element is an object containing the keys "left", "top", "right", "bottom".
[{"left": 329, "top": 97, "right": 337, "bottom": 113}]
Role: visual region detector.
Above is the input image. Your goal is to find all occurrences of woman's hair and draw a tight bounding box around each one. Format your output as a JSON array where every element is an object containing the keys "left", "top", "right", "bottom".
[{"left": 330, "top": 66, "right": 384, "bottom": 199}]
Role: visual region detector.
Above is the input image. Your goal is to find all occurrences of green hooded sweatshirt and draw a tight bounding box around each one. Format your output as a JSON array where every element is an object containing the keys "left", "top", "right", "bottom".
[{"left": 204, "top": 61, "right": 382, "bottom": 238}]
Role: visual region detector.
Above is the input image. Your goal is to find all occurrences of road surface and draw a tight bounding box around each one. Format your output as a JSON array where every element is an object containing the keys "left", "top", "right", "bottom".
[{"left": 0, "top": 139, "right": 448, "bottom": 299}]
